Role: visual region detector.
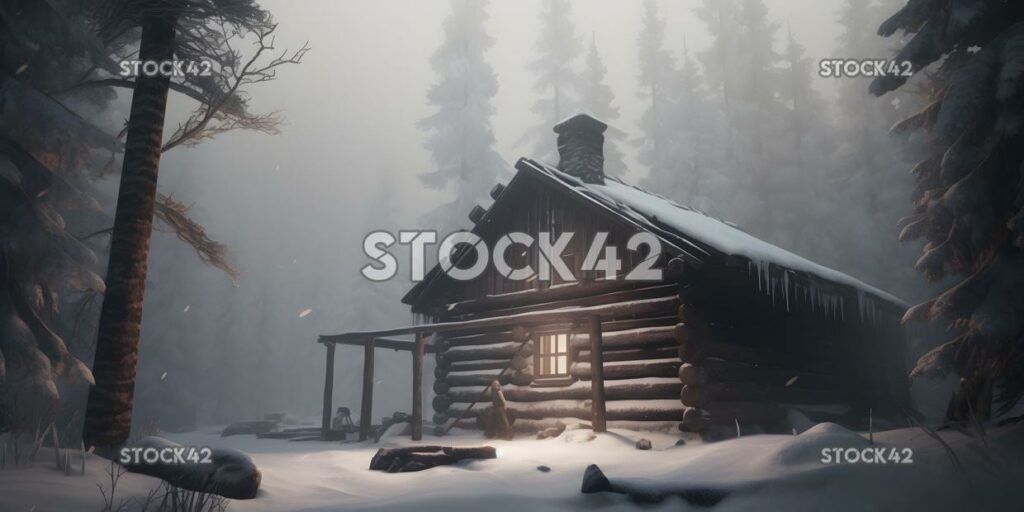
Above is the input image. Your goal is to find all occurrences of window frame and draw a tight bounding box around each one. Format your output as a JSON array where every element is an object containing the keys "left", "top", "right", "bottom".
[{"left": 532, "top": 332, "right": 574, "bottom": 386}]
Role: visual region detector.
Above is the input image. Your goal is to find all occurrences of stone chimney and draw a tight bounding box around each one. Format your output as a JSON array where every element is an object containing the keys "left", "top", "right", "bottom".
[{"left": 553, "top": 113, "right": 607, "bottom": 185}]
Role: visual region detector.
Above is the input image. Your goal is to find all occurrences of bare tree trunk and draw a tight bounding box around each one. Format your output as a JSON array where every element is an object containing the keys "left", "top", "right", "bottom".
[{"left": 83, "top": 14, "right": 176, "bottom": 453}]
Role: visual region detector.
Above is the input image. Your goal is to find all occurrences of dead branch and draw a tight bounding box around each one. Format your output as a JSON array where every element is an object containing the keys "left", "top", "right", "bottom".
[{"left": 154, "top": 194, "right": 240, "bottom": 283}]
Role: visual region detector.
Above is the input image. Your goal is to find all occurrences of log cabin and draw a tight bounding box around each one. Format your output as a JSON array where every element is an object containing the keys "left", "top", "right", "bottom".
[{"left": 319, "top": 113, "right": 910, "bottom": 440}]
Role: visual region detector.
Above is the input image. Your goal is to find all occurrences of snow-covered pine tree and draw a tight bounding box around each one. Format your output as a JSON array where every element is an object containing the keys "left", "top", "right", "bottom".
[
  {"left": 870, "top": 0, "right": 1024, "bottom": 421},
  {"left": 580, "top": 35, "right": 626, "bottom": 175},
  {"left": 521, "top": 0, "right": 584, "bottom": 163},
  {"left": 0, "top": 0, "right": 114, "bottom": 435},
  {"left": 418, "top": 0, "right": 505, "bottom": 231},
  {"left": 635, "top": 0, "right": 681, "bottom": 191}
]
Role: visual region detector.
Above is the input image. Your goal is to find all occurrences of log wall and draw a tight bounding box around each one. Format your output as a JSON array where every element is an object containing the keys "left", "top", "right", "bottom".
[
  {"left": 430, "top": 260, "right": 909, "bottom": 438},
  {"left": 432, "top": 281, "right": 684, "bottom": 430}
]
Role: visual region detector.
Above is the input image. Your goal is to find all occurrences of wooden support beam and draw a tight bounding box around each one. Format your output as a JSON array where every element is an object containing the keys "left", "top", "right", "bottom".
[
  {"left": 359, "top": 338, "right": 376, "bottom": 441},
  {"left": 589, "top": 315, "right": 607, "bottom": 433},
  {"left": 412, "top": 332, "right": 425, "bottom": 440},
  {"left": 329, "top": 336, "right": 436, "bottom": 353},
  {"left": 320, "top": 296, "right": 678, "bottom": 344},
  {"left": 320, "top": 343, "right": 336, "bottom": 439}
]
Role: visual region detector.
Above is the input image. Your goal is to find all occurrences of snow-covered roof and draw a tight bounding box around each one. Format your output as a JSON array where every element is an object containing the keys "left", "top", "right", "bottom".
[{"left": 523, "top": 159, "right": 906, "bottom": 307}]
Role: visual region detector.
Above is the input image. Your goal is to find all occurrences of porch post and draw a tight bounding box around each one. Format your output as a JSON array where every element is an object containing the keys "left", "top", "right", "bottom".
[
  {"left": 359, "top": 337, "right": 376, "bottom": 441},
  {"left": 412, "top": 331, "right": 426, "bottom": 440},
  {"left": 588, "top": 315, "right": 607, "bottom": 432},
  {"left": 320, "top": 342, "right": 336, "bottom": 439}
]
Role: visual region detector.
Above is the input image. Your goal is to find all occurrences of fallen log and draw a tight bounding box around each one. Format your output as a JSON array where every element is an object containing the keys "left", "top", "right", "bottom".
[
  {"left": 369, "top": 445, "right": 496, "bottom": 473},
  {"left": 571, "top": 359, "right": 681, "bottom": 380}
]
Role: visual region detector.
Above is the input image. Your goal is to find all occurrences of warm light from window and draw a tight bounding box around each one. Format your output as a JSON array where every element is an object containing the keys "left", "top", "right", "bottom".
[{"left": 538, "top": 333, "right": 569, "bottom": 377}]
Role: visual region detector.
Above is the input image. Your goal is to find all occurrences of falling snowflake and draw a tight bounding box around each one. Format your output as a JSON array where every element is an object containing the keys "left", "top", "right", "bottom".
[
  {"left": 299, "top": 308, "right": 313, "bottom": 318},
  {"left": 183, "top": 305, "right": 190, "bottom": 313},
  {"left": 160, "top": 372, "right": 168, "bottom": 380}
]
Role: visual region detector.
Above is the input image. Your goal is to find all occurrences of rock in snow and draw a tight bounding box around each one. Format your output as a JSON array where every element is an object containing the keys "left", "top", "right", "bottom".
[{"left": 122, "top": 436, "right": 261, "bottom": 499}]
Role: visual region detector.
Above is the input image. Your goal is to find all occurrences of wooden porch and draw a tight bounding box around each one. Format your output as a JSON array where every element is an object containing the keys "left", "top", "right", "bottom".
[{"left": 316, "top": 296, "right": 678, "bottom": 441}]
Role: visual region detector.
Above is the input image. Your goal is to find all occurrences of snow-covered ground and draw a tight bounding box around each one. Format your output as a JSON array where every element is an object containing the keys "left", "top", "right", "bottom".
[{"left": 2, "top": 421, "right": 1023, "bottom": 512}]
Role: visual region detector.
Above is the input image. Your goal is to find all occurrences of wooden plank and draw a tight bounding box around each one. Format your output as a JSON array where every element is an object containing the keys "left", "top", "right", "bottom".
[
  {"left": 569, "top": 325, "right": 677, "bottom": 351},
  {"left": 441, "top": 279, "right": 651, "bottom": 316},
  {"left": 320, "top": 296, "right": 679, "bottom": 344},
  {"left": 330, "top": 336, "right": 436, "bottom": 353},
  {"left": 447, "top": 284, "right": 682, "bottom": 321},
  {"left": 359, "top": 339, "right": 375, "bottom": 441},
  {"left": 412, "top": 332, "right": 425, "bottom": 440},
  {"left": 589, "top": 315, "right": 607, "bottom": 432},
  {"left": 320, "top": 343, "right": 336, "bottom": 439}
]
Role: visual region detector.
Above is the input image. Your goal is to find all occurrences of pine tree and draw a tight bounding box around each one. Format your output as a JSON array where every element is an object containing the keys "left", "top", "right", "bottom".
[
  {"left": 521, "top": 0, "right": 584, "bottom": 162},
  {"left": 580, "top": 35, "right": 626, "bottom": 174},
  {"left": 418, "top": 0, "right": 505, "bottom": 230},
  {"left": 871, "top": 1, "right": 1024, "bottom": 421},
  {"left": 635, "top": 0, "right": 680, "bottom": 187},
  {"left": 695, "top": 0, "right": 741, "bottom": 177},
  {"left": 0, "top": 0, "right": 114, "bottom": 435},
  {"left": 769, "top": 28, "right": 837, "bottom": 254}
]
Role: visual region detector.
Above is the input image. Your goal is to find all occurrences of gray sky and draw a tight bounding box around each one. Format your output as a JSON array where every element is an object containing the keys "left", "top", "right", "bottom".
[{"left": 165, "top": 0, "right": 853, "bottom": 222}]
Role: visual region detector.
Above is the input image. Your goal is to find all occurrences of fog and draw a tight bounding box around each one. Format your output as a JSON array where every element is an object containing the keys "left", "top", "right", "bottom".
[{"left": 130, "top": 0, "right": 933, "bottom": 430}]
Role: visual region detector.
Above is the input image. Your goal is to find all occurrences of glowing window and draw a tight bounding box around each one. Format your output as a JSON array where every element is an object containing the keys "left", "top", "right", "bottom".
[{"left": 537, "top": 333, "right": 570, "bottom": 378}]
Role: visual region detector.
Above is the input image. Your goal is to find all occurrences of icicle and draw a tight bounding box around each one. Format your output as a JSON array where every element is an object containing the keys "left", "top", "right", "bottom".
[{"left": 783, "top": 271, "right": 791, "bottom": 312}]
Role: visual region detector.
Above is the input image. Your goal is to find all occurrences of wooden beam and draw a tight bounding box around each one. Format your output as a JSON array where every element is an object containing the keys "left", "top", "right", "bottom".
[
  {"left": 330, "top": 336, "right": 437, "bottom": 353},
  {"left": 447, "top": 284, "right": 681, "bottom": 321},
  {"left": 359, "top": 339, "right": 376, "bottom": 441},
  {"left": 440, "top": 279, "right": 655, "bottom": 317},
  {"left": 412, "top": 332, "right": 425, "bottom": 441},
  {"left": 319, "top": 296, "right": 678, "bottom": 344},
  {"left": 320, "top": 343, "right": 336, "bottom": 439},
  {"left": 589, "top": 315, "right": 607, "bottom": 433}
]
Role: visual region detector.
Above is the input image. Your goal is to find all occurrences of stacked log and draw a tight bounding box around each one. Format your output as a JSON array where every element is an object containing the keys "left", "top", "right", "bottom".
[
  {"left": 431, "top": 283, "right": 684, "bottom": 432},
  {"left": 671, "top": 295, "right": 853, "bottom": 434}
]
